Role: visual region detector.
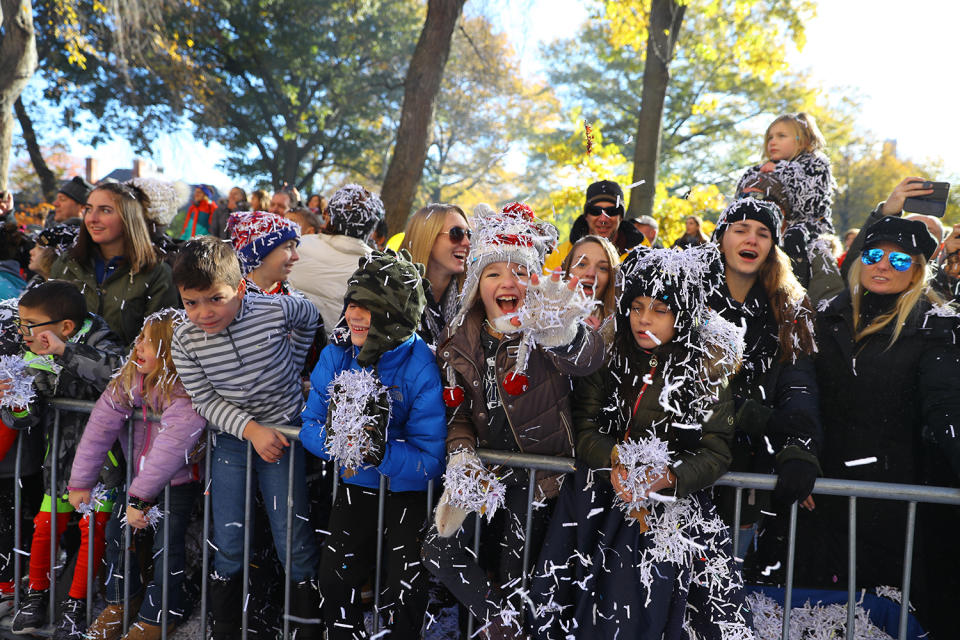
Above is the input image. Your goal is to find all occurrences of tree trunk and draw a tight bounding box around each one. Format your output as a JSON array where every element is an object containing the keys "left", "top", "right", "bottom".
[
  {"left": 0, "top": 0, "right": 38, "bottom": 192},
  {"left": 627, "top": 0, "right": 685, "bottom": 218},
  {"left": 14, "top": 96, "right": 57, "bottom": 201},
  {"left": 380, "top": 0, "right": 465, "bottom": 235}
]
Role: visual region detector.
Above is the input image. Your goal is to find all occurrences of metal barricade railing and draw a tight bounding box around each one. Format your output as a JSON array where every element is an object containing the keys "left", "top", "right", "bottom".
[{"left": 2, "top": 399, "right": 959, "bottom": 640}]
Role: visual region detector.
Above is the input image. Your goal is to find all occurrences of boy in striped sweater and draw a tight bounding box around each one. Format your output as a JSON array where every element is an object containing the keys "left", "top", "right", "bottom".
[{"left": 169, "top": 236, "right": 322, "bottom": 640}]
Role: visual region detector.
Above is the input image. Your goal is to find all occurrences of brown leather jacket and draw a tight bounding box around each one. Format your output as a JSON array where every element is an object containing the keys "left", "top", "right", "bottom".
[{"left": 437, "top": 307, "right": 606, "bottom": 497}]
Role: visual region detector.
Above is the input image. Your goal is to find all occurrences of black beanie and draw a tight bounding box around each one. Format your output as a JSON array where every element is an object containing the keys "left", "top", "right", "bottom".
[
  {"left": 58, "top": 176, "right": 93, "bottom": 205},
  {"left": 713, "top": 197, "right": 783, "bottom": 246}
]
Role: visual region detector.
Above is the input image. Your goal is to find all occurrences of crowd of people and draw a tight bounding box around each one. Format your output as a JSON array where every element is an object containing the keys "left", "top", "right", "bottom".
[{"left": 0, "top": 111, "right": 958, "bottom": 640}]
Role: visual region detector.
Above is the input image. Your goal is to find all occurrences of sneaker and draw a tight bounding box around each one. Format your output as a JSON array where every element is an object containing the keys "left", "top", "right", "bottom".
[
  {"left": 52, "top": 597, "right": 88, "bottom": 639},
  {"left": 10, "top": 588, "right": 49, "bottom": 635}
]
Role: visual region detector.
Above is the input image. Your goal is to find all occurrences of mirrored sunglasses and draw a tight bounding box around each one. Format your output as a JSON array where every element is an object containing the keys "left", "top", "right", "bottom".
[{"left": 861, "top": 247, "right": 913, "bottom": 272}]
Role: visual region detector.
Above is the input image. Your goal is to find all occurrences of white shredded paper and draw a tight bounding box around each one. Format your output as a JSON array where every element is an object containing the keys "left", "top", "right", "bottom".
[
  {"left": 324, "top": 368, "right": 391, "bottom": 471},
  {"left": 441, "top": 450, "right": 506, "bottom": 521},
  {"left": 0, "top": 355, "right": 36, "bottom": 409}
]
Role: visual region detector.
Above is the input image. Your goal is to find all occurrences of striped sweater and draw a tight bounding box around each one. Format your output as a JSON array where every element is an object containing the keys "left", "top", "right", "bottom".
[{"left": 171, "top": 291, "right": 318, "bottom": 438}]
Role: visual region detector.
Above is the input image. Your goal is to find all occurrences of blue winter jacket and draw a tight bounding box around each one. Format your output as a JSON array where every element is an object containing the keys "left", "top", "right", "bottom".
[{"left": 300, "top": 334, "right": 446, "bottom": 492}]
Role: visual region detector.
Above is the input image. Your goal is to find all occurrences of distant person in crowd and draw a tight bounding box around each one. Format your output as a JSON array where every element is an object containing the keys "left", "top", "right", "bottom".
[
  {"left": 544, "top": 180, "right": 644, "bottom": 271},
  {"left": 306, "top": 194, "right": 324, "bottom": 211},
  {"left": 562, "top": 235, "right": 620, "bottom": 348},
  {"left": 0, "top": 224, "right": 29, "bottom": 300},
  {"left": 0, "top": 191, "right": 13, "bottom": 222},
  {"left": 906, "top": 213, "right": 945, "bottom": 258},
  {"left": 285, "top": 206, "right": 323, "bottom": 235},
  {"left": 400, "top": 203, "right": 470, "bottom": 347},
  {"left": 211, "top": 186, "right": 249, "bottom": 239},
  {"left": 843, "top": 228, "right": 859, "bottom": 250},
  {"left": 179, "top": 185, "right": 218, "bottom": 239},
  {"left": 270, "top": 187, "right": 300, "bottom": 216},
  {"left": 47, "top": 176, "right": 93, "bottom": 228},
  {"left": 51, "top": 181, "right": 179, "bottom": 345},
  {"left": 371, "top": 218, "right": 389, "bottom": 251},
  {"left": 288, "top": 184, "right": 385, "bottom": 334},
  {"left": 628, "top": 214, "right": 663, "bottom": 247},
  {"left": 672, "top": 214, "right": 710, "bottom": 248},
  {"left": 249, "top": 189, "right": 270, "bottom": 213},
  {"left": 28, "top": 224, "right": 78, "bottom": 287}
]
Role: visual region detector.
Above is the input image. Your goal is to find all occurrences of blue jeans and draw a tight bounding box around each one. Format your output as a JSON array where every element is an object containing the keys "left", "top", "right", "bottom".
[
  {"left": 104, "top": 482, "right": 200, "bottom": 624},
  {"left": 210, "top": 432, "right": 318, "bottom": 581}
]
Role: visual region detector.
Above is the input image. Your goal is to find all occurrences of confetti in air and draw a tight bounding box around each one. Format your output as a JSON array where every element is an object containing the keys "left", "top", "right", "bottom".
[
  {"left": 324, "top": 368, "right": 391, "bottom": 471},
  {"left": 0, "top": 355, "right": 36, "bottom": 409},
  {"left": 441, "top": 450, "right": 506, "bottom": 521}
]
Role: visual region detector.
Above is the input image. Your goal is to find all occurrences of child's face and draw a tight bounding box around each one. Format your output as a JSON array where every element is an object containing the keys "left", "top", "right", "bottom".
[
  {"left": 285, "top": 212, "right": 315, "bottom": 235},
  {"left": 179, "top": 282, "right": 243, "bottom": 335},
  {"left": 568, "top": 243, "right": 610, "bottom": 300},
  {"left": 253, "top": 239, "right": 299, "bottom": 287},
  {"left": 479, "top": 261, "right": 528, "bottom": 324},
  {"left": 344, "top": 302, "right": 372, "bottom": 348},
  {"left": 628, "top": 296, "right": 676, "bottom": 350},
  {"left": 28, "top": 245, "right": 51, "bottom": 275},
  {"left": 134, "top": 334, "right": 160, "bottom": 375},
  {"left": 766, "top": 121, "right": 799, "bottom": 161},
  {"left": 17, "top": 305, "right": 73, "bottom": 350}
]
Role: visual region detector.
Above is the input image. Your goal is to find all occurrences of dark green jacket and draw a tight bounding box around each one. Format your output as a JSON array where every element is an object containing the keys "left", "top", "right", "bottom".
[
  {"left": 572, "top": 349, "right": 735, "bottom": 498},
  {"left": 50, "top": 254, "right": 179, "bottom": 346}
]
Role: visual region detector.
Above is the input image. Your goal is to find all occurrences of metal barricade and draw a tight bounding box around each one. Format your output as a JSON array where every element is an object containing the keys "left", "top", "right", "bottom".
[{"left": 2, "top": 399, "right": 959, "bottom": 640}]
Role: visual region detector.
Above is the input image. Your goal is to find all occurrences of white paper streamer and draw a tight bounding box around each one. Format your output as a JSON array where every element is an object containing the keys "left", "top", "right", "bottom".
[
  {"left": 324, "top": 368, "right": 391, "bottom": 471},
  {"left": 441, "top": 450, "right": 506, "bottom": 521},
  {"left": 0, "top": 355, "right": 36, "bottom": 409}
]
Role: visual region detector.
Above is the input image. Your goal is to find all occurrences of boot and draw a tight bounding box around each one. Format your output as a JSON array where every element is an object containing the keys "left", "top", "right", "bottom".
[
  {"left": 208, "top": 575, "right": 242, "bottom": 640},
  {"left": 289, "top": 580, "right": 323, "bottom": 640},
  {"left": 121, "top": 620, "right": 167, "bottom": 640},
  {"left": 10, "top": 588, "right": 48, "bottom": 635},
  {"left": 86, "top": 595, "right": 144, "bottom": 640}
]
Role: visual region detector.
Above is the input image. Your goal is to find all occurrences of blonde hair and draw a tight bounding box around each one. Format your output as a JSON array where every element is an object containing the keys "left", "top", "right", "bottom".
[
  {"left": 763, "top": 112, "right": 826, "bottom": 160},
  {"left": 685, "top": 215, "right": 709, "bottom": 243},
  {"left": 72, "top": 183, "right": 158, "bottom": 274},
  {"left": 109, "top": 309, "right": 183, "bottom": 412},
  {"left": 848, "top": 254, "right": 940, "bottom": 346},
  {"left": 400, "top": 203, "right": 467, "bottom": 290},
  {"left": 562, "top": 235, "right": 620, "bottom": 323}
]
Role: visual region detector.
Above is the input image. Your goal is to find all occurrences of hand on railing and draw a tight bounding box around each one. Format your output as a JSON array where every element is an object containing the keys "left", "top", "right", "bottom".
[{"left": 243, "top": 420, "right": 290, "bottom": 463}]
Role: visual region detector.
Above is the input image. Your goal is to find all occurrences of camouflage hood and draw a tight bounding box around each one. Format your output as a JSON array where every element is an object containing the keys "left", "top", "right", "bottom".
[{"left": 336, "top": 249, "right": 427, "bottom": 367}]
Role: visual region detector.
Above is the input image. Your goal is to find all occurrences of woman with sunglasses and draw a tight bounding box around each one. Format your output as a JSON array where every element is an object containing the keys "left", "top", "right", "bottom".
[
  {"left": 798, "top": 182, "right": 960, "bottom": 637},
  {"left": 400, "top": 203, "right": 470, "bottom": 347}
]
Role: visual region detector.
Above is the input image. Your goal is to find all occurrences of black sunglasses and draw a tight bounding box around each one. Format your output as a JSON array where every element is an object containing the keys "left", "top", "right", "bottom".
[
  {"left": 585, "top": 204, "right": 624, "bottom": 218},
  {"left": 441, "top": 226, "right": 472, "bottom": 243},
  {"left": 17, "top": 318, "right": 64, "bottom": 336}
]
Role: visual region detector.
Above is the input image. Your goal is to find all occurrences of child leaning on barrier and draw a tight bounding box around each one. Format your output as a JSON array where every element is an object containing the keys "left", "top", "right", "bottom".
[
  {"left": 421, "top": 203, "right": 605, "bottom": 639},
  {"left": 299, "top": 249, "right": 446, "bottom": 639},
  {"left": 68, "top": 309, "right": 205, "bottom": 640},
  {"left": 168, "top": 236, "right": 322, "bottom": 640},
  {"left": 4, "top": 280, "right": 126, "bottom": 638}
]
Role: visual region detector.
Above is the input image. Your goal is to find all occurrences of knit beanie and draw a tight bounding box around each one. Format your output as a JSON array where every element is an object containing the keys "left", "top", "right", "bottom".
[
  {"left": 226, "top": 210, "right": 301, "bottom": 273},
  {"left": 327, "top": 184, "right": 385, "bottom": 241},
  {"left": 35, "top": 224, "right": 79, "bottom": 255},
  {"left": 128, "top": 177, "right": 180, "bottom": 227},
  {"left": 618, "top": 243, "right": 726, "bottom": 342},
  {"left": 58, "top": 176, "right": 93, "bottom": 205},
  {"left": 338, "top": 248, "right": 427, "bottom": 367},
  {"left": 862, "top": 215, "right": 938, "bottom": 260},
  {"left": 712, "top": 197, "right": 783, "bottom": 246},
  {"left": 455, "top": 202, "right": 558, "bottom": 326}
]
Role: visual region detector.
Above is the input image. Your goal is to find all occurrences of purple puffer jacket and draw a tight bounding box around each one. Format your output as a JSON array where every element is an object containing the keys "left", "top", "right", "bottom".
[{"left": 69, "top": 376, "right": 206, "bottom": 503}]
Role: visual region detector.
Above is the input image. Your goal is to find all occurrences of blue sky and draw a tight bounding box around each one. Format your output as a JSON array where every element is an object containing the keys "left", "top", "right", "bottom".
[{"left": 37, "top": 0, "right": 958, "bottom": 191}]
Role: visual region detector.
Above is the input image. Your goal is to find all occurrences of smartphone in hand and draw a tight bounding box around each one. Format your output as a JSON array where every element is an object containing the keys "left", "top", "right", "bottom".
[{"left": 905, "top": 181, "right": 951, "bottom": 217}]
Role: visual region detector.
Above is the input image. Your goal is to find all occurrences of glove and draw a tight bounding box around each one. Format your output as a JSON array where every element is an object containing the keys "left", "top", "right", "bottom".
[
  {"left": 514, "top": 273, "right": 595, "bottom": 348},
  {"left": 772, "top": 458, "right": 818, "bottom": 505},
  {"left": 765, "top": 409, "right": 817, "bottom": 451},
  {"left": 360, "top": 391, "right": 390, "bottom": 466},
  {"left": 434, "top": 449, "right": 481, "bottom": 537}
]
